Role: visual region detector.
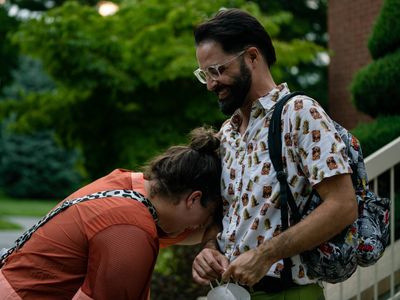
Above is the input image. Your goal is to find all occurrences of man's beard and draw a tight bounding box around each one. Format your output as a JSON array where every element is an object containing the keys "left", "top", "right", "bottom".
[{"left": 216, "top": 60, "right": 252, "bottom": 116}]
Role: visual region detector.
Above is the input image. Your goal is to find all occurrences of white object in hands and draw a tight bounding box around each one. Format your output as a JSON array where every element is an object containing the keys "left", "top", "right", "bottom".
[{"left": 207, "top": 281, "right": 250, "bottom": 300}]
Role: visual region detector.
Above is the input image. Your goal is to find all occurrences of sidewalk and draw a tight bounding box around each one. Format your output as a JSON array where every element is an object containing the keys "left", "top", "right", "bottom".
[{"left": 0, "top": 216, "right": 40, "bottom": 249}]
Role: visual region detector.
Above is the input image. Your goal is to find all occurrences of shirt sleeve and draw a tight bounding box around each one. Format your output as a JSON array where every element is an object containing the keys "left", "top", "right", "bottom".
[
  {"left": 80, "top": 224, "right": 158, "bottom": 300},
  {"left": 282, "top": 96, "right": 351, "bottom": 186}
]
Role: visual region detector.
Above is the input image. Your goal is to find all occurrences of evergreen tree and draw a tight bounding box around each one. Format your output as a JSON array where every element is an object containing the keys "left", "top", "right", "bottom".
[
  {"left": 0, "top": 124, "right": 82, "bottom": 199},
  {"left": 0, "top": 56, "right": 82, "bottom": 199},
  {"left": 351, "top": 0, "right": 400, "bottom": 117}
]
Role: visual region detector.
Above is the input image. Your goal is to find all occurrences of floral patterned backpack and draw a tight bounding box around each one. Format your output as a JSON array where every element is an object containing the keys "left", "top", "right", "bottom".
[{"left": 268, "top": 92, "right": 391, "bottom": 284}]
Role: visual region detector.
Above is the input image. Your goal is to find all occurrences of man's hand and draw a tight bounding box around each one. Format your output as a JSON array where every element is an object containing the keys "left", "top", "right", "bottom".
[
  {"left": 192, "top": 248, "right": 229, "bottom": 285},
  {"left": 221, "top": 247, "right": 272, "bottom": 287}
]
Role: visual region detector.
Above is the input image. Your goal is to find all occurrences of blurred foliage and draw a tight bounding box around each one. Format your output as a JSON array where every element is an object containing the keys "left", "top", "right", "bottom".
[
  {"left": 351, "top": 50, "right": 400, "bottom": 118},
  {"left": 7, "top": 0, "right": 102, "bottom": 11},
  {"left": 351, "top": 115, "right": 400, "bottom": 157},
  {"left": 368, "top": 0, "right": 400, "bottom": 60},
  {"left": 255, "top": 0, "right": 328, "bottom": 109},
  {"left": 152, "top": 245, "right": 209, "bottom": 300},
  {"left": 0, "top": 0, "right": 325, "bottom": 180},
  {"left": 0, "top": 5, "right": 19, "bottom": 91},
  {"left": 0, "top": 56, "right": 82, "bottom": 199},
  {"left": 0, "top": 123, "right": 82, "bottom": 199},
  {"left": 2, "top": 56, "right": 55, "bottom": 99},
  {"left": 352, "top": 0, "right": 400, "bottom": 118}
]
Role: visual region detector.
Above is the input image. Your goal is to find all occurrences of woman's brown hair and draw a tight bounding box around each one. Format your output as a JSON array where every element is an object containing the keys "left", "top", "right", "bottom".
[{"left": 143, "top": 126, "right": 221, "bottom": 208}]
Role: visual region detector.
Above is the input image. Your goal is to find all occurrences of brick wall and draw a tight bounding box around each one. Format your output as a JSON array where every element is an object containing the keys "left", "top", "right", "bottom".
[{"left": 328, "top": 0, "right": 383, "bottom": 129}]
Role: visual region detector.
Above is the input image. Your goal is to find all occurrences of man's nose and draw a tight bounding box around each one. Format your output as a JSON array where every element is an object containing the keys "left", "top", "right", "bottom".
[{"left": 206, "top": 77, "right": 218, "bottom": 91}]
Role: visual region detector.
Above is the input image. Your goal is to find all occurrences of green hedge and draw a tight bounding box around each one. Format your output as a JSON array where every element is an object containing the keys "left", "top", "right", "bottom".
[
  {"left": 368, "top": 0, "right": 400, "bottom": 60},
  {"left": 351, "top": 115, "right": 400, "bottom": 157},
  {"left": 351, "top": 49, "right": 400, "bottom": 118}
]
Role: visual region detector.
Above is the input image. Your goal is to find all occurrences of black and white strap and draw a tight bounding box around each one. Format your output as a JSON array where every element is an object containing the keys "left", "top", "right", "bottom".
[{"left": 0, "top": 189, "right": 157, "bottom": 267}]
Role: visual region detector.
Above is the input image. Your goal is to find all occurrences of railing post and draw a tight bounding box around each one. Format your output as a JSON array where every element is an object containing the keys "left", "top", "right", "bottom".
[{"left": 390, "top": 167, "right": 395, "bottom": 297}]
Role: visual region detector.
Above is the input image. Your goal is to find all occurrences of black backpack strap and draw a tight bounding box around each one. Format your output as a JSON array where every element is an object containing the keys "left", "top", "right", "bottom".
[{"left": 268, "top": 91, "right": 305, "bottom": 287}]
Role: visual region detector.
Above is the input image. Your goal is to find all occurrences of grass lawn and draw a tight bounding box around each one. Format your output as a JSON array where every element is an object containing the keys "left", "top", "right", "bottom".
[
  {"left": 0, "top": 192, "right": 58, "bottom": 230},
  {"left": 0, "top": 218, "right": 22, "bottom": 230}
]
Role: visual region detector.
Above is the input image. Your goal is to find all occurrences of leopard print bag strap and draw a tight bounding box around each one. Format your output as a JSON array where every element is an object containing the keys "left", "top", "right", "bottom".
[{"left": 0, "top": 189, "right": 157, "bottom": 267}]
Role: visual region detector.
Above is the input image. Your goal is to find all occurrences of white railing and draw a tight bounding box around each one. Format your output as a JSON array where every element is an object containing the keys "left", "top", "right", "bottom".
[{"left": 325, "top": 136, "right": 400, "bottom": 300}]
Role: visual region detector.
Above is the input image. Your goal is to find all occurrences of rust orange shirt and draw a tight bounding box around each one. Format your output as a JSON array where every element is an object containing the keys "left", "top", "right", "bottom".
[{"left": 1, "top": 169, "right": 191, "bottom": 299}]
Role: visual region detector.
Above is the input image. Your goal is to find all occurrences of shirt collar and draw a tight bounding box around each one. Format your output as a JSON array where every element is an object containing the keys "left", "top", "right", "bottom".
[
  {"left": 229, "top": 83, "right": 290, "bottom": 131},
  {"left": 258, "top": 82, "right": 290, "bottom": 110}
]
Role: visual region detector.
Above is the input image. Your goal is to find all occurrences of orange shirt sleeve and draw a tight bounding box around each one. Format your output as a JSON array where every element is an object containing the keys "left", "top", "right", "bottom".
[{"left": 80, "top": 224, "right": 158, "bottom": 300}]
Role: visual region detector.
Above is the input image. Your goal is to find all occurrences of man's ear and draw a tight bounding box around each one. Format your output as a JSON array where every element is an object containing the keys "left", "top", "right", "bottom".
[
  {"left": 186, "top": 190, "right": 203, "bottom": 208},
  {"left": 246, "top": 46, "right": 259, "bottom": 63}
]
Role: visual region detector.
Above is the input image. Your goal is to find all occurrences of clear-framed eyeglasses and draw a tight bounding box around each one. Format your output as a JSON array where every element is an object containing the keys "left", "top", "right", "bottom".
[{"left": 193, "top": 50, "right": 246, "bottom": 84}]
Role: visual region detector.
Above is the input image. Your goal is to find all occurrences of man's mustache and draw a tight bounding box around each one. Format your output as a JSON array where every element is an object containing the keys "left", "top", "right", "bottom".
[{"left": 214, "top": 85, "right": 230, "bottom": 96}]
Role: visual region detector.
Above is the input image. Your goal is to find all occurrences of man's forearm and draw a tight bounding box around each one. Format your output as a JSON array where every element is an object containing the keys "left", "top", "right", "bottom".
[
  {"left": 257, "top": 201, "right": 345, "bottom": 263},
  {"left": 257, "top": 174, "right": 357, "bottom": 263}
]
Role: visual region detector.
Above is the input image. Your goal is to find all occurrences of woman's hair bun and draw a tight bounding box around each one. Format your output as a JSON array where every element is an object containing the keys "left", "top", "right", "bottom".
[{"left": 189, "top": 126, "right": 220, "bottom": 153}]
